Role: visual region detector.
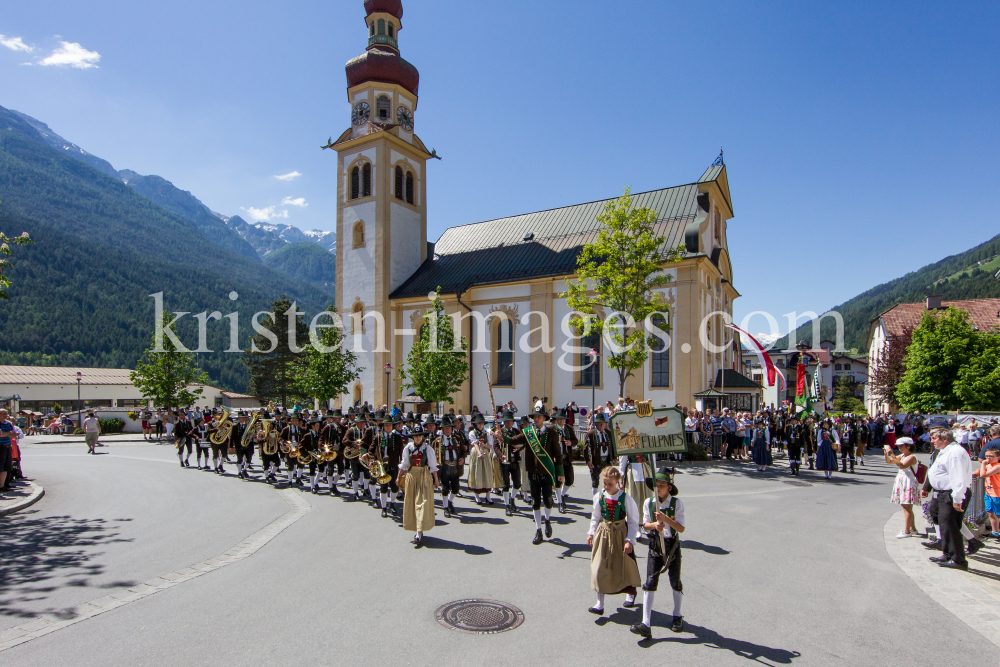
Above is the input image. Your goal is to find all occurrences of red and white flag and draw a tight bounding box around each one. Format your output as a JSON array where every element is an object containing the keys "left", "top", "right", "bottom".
[{"left": 725, "top": 323, "right": 778, "bottom": 387}]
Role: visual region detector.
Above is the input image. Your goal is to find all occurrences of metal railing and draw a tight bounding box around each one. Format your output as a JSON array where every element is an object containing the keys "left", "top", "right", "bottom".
[
  {"left": 368, "top": 34, "right": 397, "bottom": 49},
  {"left": 966, "top": 476, "right": 987, "bottom": 533}
]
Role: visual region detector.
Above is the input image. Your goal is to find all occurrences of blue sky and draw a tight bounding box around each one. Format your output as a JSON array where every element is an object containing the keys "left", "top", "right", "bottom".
[{"left": 2, "top": 0, "right": 998, "bottom": 339}]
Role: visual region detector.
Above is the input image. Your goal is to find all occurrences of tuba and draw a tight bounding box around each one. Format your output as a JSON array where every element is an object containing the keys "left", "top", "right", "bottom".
[
  {"left": 261, "top": 420, "right": 279, "bottom": 456},
  {"left": 209, "top": 409, "right": 233, "bottom": 445},
  {"left": 241, "top": 412, "right": 260, "bottom": 449},
  {"left": 361, "top": 452, "right": 391, "bottom": 485},
  {"left": 319, "top": 443, "right": 338, "bottom": 462}
]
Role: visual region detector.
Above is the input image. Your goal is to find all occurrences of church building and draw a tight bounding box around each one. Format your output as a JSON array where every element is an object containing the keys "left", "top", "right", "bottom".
[{"left": 330, "top": 0, "right": 741, "bottom": 414}]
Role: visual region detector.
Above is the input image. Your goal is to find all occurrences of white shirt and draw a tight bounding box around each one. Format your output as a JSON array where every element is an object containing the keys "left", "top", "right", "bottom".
[
  {"left": 641, "top": 494, "right": 686, "bottom": 539},
  {"left": 927, "top": 442, "right": 972, "bottom": 502},
  {"left": 684, "top": 417, "right": 698, "bottom": 432},
  {"left": 587, "top": 489, "right": 640, "bottom": 544},
  {"left": 956, "top": 429, "right": 969, "bottom": 445},
  {"left": 399, "top": 442, "right": 438, "bottom": 473},
  {"left": 83, "top": 417, "right": 100, "bottom": 433}
]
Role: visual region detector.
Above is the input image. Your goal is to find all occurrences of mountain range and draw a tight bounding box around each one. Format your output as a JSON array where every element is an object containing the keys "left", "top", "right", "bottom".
[
  {"left": 0, "top": 104, "right": 339, "bottom": 391},
  {"left": 11, "top": 109, "right": 335, "bottom": 270}
]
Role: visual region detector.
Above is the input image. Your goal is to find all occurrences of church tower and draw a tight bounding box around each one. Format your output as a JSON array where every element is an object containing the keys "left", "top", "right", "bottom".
[{"left": 333, "top": 0, "right": 432, "bottom": 409}]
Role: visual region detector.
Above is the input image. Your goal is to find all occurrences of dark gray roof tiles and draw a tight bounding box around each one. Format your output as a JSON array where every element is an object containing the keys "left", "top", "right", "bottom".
[{"left": 390, "top": 182, "right": 709, "bottom": 299}]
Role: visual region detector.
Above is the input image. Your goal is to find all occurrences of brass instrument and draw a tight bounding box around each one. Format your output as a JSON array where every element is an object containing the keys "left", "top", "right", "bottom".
[
  {"left": 209, "top": 409, "right": 233, "bottom": 445},
  {"left": 319, "top": 443, "right": 338, "bottom": 462},
  {"left": 297, "top": 447, "right": 314, "bottom": 464},
  {"left": 261, "top": 420, "right": 279, "bottom": 456},
  {"left": 241, "top": 412, "right": 260, "bottom": 449},
  {"left": 361, "top": 452, "right": 391, "bottom": 485}
]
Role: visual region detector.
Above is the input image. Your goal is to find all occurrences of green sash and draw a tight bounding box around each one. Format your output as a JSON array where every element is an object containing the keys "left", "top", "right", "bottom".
[{"left": 524, "top": 425, "right": 556, "bottom": 481}]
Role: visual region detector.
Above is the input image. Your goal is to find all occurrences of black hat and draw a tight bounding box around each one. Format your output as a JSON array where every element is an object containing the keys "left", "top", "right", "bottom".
[
  {"left": 472, "top": 413, "right": 486, "bottom": 424},
  {"left": 502, "top": 410, "right": 516, "bottom": 421},
  {"left": 528, "top": 406, "right": 547, "bottom": 418},
  {"left": 594, "top": 412, "right": 607, "bottom": 423},
  {"left": 325, "top": 409, "right": 335, "bottom": 417},
  {"left": 408, "top": 424, "right": 426, "bottom": 437},
  {"left": 552, "top": 408, "right": 568, "bottom": 421},
  {"left": 347, "top": 407, "right": 356, "bottom": 416},
  {"left": 393, "top": 414, "right": 404, "bottom": 425},
  {"left": 262, "top": 411, "right": 272, "bottom": 419},
  {"left": 440, "top": 415, "right": 454, "bottom": 428},
  {"left": 310, "top": 417, "right": 322, "bottom": 426},
  {"left": 333, "top": 409, "right": 343, "bottom": 418},
  {"left": 406, "top": 411, "right": 415, "bottom": 421}
]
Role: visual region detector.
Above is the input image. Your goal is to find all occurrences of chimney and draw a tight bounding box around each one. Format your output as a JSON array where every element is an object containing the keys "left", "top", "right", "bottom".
[{"left": 926, "top": 295, "right": 942, "bottom": 310}]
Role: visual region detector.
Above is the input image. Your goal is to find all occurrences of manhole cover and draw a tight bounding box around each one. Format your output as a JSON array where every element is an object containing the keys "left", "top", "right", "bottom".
[
  {"left": 783, "top": 480, "right": 813, "bottom": 487},
  {"left": 435, "top": 599, "right": 524, "bottom": 634}
]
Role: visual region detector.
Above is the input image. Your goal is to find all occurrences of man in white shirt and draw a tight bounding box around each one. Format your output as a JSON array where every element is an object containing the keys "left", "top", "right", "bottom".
[
  {"left": 83, "top": 411, "right": 101, "bottom": 455},
  {"left": 926, "top": 428, "right": 973, "bottom": 570}
]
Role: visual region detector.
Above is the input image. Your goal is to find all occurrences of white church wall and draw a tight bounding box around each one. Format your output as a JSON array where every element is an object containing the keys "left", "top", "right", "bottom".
[
  {"left": 342, "top": 201, "right": 376, "bottom": 308},
  {"left": 389, "top": 203, "right": 423, "bottom": 292},
  {"left": 466, "top": 299, "right": 530, "bottom": 413}
]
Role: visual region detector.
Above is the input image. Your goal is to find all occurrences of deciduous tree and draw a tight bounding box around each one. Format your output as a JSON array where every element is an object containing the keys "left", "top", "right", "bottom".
[
  {"left": 399, "top": 289, "right": 468, "bottom": 413},
  {"left": 131, "top": 312, "right": 210, "bottom": 407}
]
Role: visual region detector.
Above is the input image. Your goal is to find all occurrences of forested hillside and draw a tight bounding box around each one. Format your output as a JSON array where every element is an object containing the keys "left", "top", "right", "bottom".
[
  {"left": 776, "top": 233, "right": 1000, "bottom": 351},
  {"left": 263, "top": 242, "right": 336, "bottom": 290}
]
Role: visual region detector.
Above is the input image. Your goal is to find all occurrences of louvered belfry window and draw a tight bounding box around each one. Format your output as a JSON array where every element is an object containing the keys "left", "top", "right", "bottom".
[{"left": 395, "top": 166, "right": 403, "bottom": 199}]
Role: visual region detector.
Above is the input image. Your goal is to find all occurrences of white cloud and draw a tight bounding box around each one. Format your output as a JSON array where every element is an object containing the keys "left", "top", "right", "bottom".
[
  {"left": 0, "top": 35, "right": 33, "bottom": 53},
  {"left": 281, "top": 196, "right": 307, "bottom": 208},
  {"left": 240, "top": 205, "right": 289, "bottom": 222},
  {"left": 40, "top": 41, "right": 100, "bottom": 69},
  {"left": 274, "top": 171, "right": 301, "bottom": 181}
]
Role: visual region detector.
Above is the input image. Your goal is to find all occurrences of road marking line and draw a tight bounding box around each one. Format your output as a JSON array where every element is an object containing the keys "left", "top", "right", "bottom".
[{"left": 0, "top": 489, "right": 310, "bottom": 653}]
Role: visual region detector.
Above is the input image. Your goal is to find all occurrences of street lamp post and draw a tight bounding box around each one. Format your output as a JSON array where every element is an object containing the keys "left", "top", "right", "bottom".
[
  {"left": 76, "top": 371, "right": 82, "bottom": 429},
  {"left": 933, "top": 401, "right": 944, "bottom": 414},
  {"left": 384, "top": 363, "right": 392, "bottom": 411},
  {"left": 588, "top": 348, "right": 599, "bottom": 425}
]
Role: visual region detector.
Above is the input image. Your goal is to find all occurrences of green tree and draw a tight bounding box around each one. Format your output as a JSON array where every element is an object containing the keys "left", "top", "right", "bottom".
[
  {"left": 955, "top": 332, "right": 1000, "bottom": 411},
  {"left": 243, "top": 296, "right": 310, "bottom": 408},
  {"left": 896, "top": 308, "right": 982, "bottom": 412},
  {"left": 131, "top": 312, "right": 210, "bottom": 407},
  {"left": 399, "top": 289, "right": 468, "bottom": 413},
  {"left": 0, "top": 199, "right": 35, "bottom": 300},
  {"left": 561, "top": 187, "right": 684, "bottom": 397},
  {"left": 294, "top": 305, "right": 361, "bottom": 408},
  {"left": 832, "top": 376, "right": 865, "bottom": 414}
]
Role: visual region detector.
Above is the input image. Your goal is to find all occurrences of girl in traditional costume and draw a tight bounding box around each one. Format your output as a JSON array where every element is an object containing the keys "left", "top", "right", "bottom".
[
  {"left": 397, "top": 424, "right": 439, "bottom": 547},
  {"left": 587, "top": 466, "right": 641, "bottom": 615}
]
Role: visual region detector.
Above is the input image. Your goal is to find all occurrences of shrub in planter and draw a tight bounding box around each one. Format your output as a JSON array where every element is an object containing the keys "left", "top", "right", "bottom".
[
  {"left": 73, "top": 428, "right": 84, "bottom": 435},
  {"left": 99, "top": 418, "right": 125, "bottom": 434},
  {"left": 686, "top": 440, "right": 708, "bottom": 461}
]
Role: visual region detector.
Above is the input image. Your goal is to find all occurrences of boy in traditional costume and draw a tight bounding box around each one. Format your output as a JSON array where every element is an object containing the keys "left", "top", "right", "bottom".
[
  {"left": 508, "top": 408, "right": 564, "bottom": 544},
  {"left": 631, "top": 467, "right": 686, "bottom": 638}
]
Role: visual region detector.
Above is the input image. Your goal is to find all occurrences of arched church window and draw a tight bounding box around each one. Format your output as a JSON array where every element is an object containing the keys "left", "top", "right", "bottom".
[
  {"left": 376, "top": 95, "right": 390, "bottom": 121},
  {"left": 378, "top": 19, "right": 385, "bottom": 35},
  {"left": 494, "top": 319, "right": 514, "bottom": 387},
  {"left": 353, "top": 384, "right": 362, "bottom": 407},
  {"left": 350, "top": 166, "right": 360, "bottom": 200},
  {"left": 352, "top": 221, "right": 365, "bottom": 249},
  {"left": 394, "top": 166, "right": 403, "bottom": 199},
  {"left": 387, "top": 23, "right": 394, "bottom": 37},
  {"left": 370, "top": 21, "right": 375, "bottom": 36},
  {"left": 352, "top": 302, "right": 365, "bottom": 334},
  {"left": 650, "top": 313, "right": 670, "bottom": 388},
  {"left": 405, "top": 171, "right": 414, "bottom": 204},
  {"left": 362, "top": 163, "right": 371, "bottom": 197}
]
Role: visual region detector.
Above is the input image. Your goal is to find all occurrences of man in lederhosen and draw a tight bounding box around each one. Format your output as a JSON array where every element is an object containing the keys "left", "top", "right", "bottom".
[
  {"left": 376, "top": 414, "right": 405, "bottom": 516},
  {"left": 342, "top": 408, "right": 366, "bottom": 500},
  {"left": 299, "top": 418, "right": 324, "bottom": 493},
  {"left": 585, "top": 412, "right": 614, "bottom": 495},
  {"left": 279, "top": 414, "right": 304, "bottom": 487},
  {"left": 358, "top": 410, "right": 378, "bottom": 503},
  {"left": 631, "top": 467, "right": 686, "bottom": 639},
  {"left": 259, "top": 411, "right": 282, "bottom": 484},
  {"left": 840, "top": 418, "right": 856, "bottom": 473},
  {"left": 173, "top": 412, "right": 196, "bottom": 468},
  {"left": 321, "top": 409, "right": 343, "bottom": 494},
  {"left": 553, "top": 408, "right": 578, "bottom": 514},
  {"left": 230, "top": 412, "right": 252, "bottom": 480},
  {"left": 497, "top": 410, "right": 523, "bottom": 516},
  {"left": 434, "top": 416, "right": 466, "bottom": 518},
  {"left": 508, "top": 407, "right": 564, "bottom": 545}
]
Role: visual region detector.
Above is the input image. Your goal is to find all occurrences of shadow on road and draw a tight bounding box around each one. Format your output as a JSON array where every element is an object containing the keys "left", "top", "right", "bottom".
[
  {"left": 0, "top": 510, "right": 135, "bottom": 621},
  {"left": 547, "top": 537, "right": 590, "bottom": 560},
  {"left": 681, "top": 540, "right": 730, "bottom": 555},
  {"left": 597, "top": 609, "right": 800, "bottom": 662},
  {"left": 423, "top": 537, "right": 492, "bottom": 555}
]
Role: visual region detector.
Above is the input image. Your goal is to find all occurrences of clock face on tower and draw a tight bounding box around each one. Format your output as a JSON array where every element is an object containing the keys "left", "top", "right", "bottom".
[
  {"left": 396, "top": 106, "right": 413, "bottom": 131},
  {"left": 352, "top": 102, "right": 371, "bottom": 126}
]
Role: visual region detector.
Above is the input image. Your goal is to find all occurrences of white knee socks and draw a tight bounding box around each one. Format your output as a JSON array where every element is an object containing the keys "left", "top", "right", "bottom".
[
  {"left": 642, "top": 591, "right": 654, "bottom": 626},
  {"left": 594, "top": 593, "right": 605, "bottom": 612},
  {"left": 533, "top": 509, "right": 542, "bottom": 530},
  {"left": 503, "top": 491, "right": 510, "bottom": 504},
  {"left": 672, "top": 589, "right": 683, "bottom": 617},
  {"left": 287, "top": 468, "right": 294, "bottom": 484},
  {"left": 448, "top": 492, "right": 455, "bottom": 504},
  {"left": 543, "top": 506, "right": 551, "bottom": 521},
  {"left": 380, "top": 492, "right": 388, "bottom": 507}
]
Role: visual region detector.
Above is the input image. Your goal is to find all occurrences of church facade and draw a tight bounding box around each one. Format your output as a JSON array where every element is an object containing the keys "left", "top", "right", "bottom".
[{"left": 331, "top": 0, "right": 740, "bottom": 414}]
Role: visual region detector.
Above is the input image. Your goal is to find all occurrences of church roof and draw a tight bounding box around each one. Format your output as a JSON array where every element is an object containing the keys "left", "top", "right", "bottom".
[{"left": 390, "top": 183, "right": 703, "bottom": 299}]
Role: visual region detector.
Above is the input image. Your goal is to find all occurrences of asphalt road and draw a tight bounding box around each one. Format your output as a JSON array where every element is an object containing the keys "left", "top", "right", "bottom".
[{"left": 2, "top": 441, "right": 985, "bottom": 666}]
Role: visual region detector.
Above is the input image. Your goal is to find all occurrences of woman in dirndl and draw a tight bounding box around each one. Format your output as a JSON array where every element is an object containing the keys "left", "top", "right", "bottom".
[
  {"left": 397, "top": 424, "right": 440, "bottom": 547},
  {"left": 750, "top": 419, "right": 772, "bottom": 471},
  {"left": 587, "top": 466, "right": 642, "bottom": 615},
  {"left": 815, "top": 428, "right": 838, "bottom": 479}
]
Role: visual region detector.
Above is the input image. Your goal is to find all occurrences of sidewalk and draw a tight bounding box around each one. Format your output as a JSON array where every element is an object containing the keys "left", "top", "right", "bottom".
[
  {"left": 0, "top": 479, "right": 44, "bottom": 516},
  {"left": 884, "top": 512, "right": 1000, "bottom": 648},
  {"left": 20, "top": 433, "right": 162, "bottom": 446}
]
